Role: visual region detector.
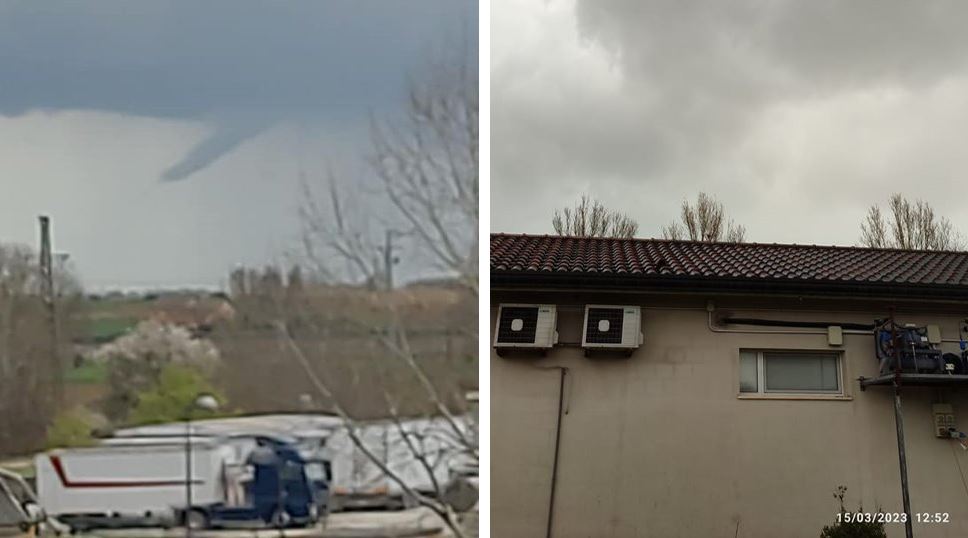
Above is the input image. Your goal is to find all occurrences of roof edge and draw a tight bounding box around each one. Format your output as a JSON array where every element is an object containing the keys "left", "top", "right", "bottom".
[
  {"left": 490, "top": 232, "right": 968, "bottom": 256},
  {"left": 490, "top": 271, "right": 968, "bottom": 302}
]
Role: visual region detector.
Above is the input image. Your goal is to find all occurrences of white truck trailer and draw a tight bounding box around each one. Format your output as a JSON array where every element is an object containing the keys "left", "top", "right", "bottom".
[
  {"left": 35, "top": 439, "right": 235, "bottom": 530},
  {"left": 112, "top": 414, "right": 339, "bottom": 464},
  {"left": 324, "top": 416, "right": 476, "bottom": 511}
]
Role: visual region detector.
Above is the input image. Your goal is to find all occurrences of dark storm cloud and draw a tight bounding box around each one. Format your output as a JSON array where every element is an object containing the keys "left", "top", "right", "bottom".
[
  {"left": 492, "top": 0, "right": 968, "bottom": 244},
  {"left": 0, "top": 1, "right": 476, "bottom": 289},
  {"left": 0, "top": 0, "right": 474, "bottom": 180}
]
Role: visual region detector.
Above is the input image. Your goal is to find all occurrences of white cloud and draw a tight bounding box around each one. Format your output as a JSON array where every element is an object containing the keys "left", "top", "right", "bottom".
[
  {"left": 0, "top": 110, "right": 376, "bottom": 289},
  {"left": 492, "top": 0, "right": 968, "bottom": 247}
]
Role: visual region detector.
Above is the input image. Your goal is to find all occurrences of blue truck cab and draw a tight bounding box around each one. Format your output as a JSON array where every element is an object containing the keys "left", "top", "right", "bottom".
[
  {"left": 304, "top": 458, "right": 331, "bottom": 517},
  {"left": 178, "top": 440, "right": 326, "bottom": 529}
]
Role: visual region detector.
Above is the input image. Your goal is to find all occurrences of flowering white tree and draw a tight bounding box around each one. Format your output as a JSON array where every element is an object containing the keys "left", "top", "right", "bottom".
[
  {"left": 92, "top": 320, "right": 220, "bottom": 421},
  {"left": 91, "top": 320, "right": 220, "bottom": 366}
]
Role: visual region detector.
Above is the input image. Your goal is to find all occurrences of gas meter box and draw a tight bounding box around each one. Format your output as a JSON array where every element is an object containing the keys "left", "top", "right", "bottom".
[{"left": 933, "top": 403, "right": 955, "bottom": 437}]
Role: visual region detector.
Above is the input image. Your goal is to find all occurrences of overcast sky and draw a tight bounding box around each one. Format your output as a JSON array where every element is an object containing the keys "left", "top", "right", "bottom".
[
  {"left": 0, "top": 1, "right": 474, "bottom": 290},
  {"left": 492, "top": 0, "right": 968, "bottom": 245}
]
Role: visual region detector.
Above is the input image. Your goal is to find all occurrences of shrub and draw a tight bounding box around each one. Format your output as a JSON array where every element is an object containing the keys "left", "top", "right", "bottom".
[
  {"left": 820, "top": 486, "right": 887, "bottom": 538},
  {"left": 46, "top": 408, "right": 105, "bottom": 449},
  {"left": 127, "top": 363, "right": 227, "bottom": 425}
]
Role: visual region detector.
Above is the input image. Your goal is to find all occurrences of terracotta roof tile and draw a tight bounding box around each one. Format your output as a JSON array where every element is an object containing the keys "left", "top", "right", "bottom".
[{"left": 491, "top": 234, "right": 968, "bottom": 289}]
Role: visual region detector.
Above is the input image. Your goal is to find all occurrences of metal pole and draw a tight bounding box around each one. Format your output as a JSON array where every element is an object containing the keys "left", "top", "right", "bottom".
[
  {"left": 893, "top": 383, "right": 914, "bottom": 538},
  {"left": 38, "top": 216, "right": 61, "bottom": 406},
  {"left": 384, "top": 230, "right": 394, "bottom": 291},
  {"left": 546, "top": 368, "right": 566, "bottom": 538},
  {"left": 889, "top": 309, "right": 914, "bottom": 538},
  {"left": 185, "top": 417, "right": 193, "bottom": 538}
]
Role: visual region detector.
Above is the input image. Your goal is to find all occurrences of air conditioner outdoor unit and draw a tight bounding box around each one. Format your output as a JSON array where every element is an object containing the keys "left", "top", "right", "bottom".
[
  {"left": 493, "top": 304, "right": 558, "bottom": 353},
  {"left": 581, "top": 305, "right": 643, "bottom": 352}
]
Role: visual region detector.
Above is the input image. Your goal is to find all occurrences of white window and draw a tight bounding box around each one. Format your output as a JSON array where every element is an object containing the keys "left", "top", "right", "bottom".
[{"left": 740, "top": 350, "right": 842, "bottom": 394}]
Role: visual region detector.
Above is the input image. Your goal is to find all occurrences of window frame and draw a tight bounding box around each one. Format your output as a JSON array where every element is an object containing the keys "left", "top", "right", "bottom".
[{"left": 739, "top": 349, "right": 845, "bottom": 397}]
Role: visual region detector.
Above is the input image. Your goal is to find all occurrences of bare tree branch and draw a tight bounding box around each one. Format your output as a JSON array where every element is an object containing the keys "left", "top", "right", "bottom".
[
  {"left": 859, "top": 193, "right": 964, "bottom": 250},
  {"left": 860, "top": 205, "right": 888, "bottom": 248},
  {"left": 662, "top": 192, "right": 746, "bottom": 242},
  {"left": 299, "top": 175, "right": 383, "bottom": 287},
  {"left": 369, "top": 43, "right": 478, "bottom": 295},
  {"left": 552, "top": 194, "right": 639, "bottom": 238},
  {"left": 274, "top": 321, "right": 468, "bottom": 538},
  {"left": 285, "top": 34, "right": 478, "bottom": 536},
  {"left": 377, "top": 311, "right": 478, "bottom": 458},
  {"left": 383, "top": 390, "right": 441, "bottom": 496},
  {"left": 299, "top": 44, "right": 478, "bottom": 296}
]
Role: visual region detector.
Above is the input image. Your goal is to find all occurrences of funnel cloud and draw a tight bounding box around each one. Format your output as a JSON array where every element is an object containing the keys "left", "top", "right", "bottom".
[
  {"left": 0, "top": 0, "right": 475, "bottom": 181},
  {"left": 161, "top": 118, "right": 271, "bottom": 182},
  {"left": 0, "top": 1, "right": 477, "bottom": 288}
]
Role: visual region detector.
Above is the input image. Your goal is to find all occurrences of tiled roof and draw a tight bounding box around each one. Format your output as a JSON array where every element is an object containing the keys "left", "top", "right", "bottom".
[{"left": 490, "top": 234, "right": 968, "bottom": 292}]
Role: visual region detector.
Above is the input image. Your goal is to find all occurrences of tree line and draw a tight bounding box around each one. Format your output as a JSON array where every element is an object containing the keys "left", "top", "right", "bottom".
[{"left": 552, "top": 192, "right": 966, "bottom": 251}]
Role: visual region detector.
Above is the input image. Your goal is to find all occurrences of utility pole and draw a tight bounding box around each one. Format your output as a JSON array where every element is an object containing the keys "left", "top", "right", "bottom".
[
  {"left": 382, "top": 230, "right": 400, "bottom": 291},
  {"left": 38, "top": 216, "right": 62, "bottom": 407}
]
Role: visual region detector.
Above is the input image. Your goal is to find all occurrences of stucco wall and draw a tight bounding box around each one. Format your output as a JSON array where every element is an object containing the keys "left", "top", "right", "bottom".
[{"left": 491, "top": 292, "right": 968, "bottom": 538}]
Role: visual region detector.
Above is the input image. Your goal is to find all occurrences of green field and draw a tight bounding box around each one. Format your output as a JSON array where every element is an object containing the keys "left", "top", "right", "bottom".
[
  {"left": 84, "top": 316, "right": 137, "bottom": 343},
  {"left": 63, "top": 361, "right": 109, "bottom": 384}
]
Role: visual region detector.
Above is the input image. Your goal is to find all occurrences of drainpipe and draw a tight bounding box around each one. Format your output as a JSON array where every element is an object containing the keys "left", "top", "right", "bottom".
[
  {"left": 529, "top": 366, "right": 568, "bottom": 538},
  {"left": 547, "top": 367, "right": 566, "bottom": 538},
  {"left": 706, "top": 310, "right": 871, "bottom": 336}
]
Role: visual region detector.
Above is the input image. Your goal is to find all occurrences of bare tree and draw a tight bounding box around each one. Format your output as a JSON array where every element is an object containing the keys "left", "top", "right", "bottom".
[
  {"left": 300, "top": 39, "right": 478, "bottom": 296},
  {"left": 0, "top": 243, "right": 80, "bottom": 455},
  {"left": 860, "top": 193, "right": 964, "bottom": 250},
  {"left": 286, "top": 40, "right": 478, "bottom": 535},
  {"left": 552, "top": 194, "right": 639, "bottom": 238},
  {"left": 254, "top": 276, "right": 478, "bottom": 535},
  {"left": 662, "top": 192, "right": 746, "bottom": 242},
  {"left": 376, "top": 38, "right": 478, "bottom": 294},
  {"left": 860, "top": 205, "right": 889, "bottom": 249},
  {"left": 275, "top": 322, "right": 472, "bottom": 537},
  {"left": 299, "top": 175, "right": 380, "bottom": 287}
]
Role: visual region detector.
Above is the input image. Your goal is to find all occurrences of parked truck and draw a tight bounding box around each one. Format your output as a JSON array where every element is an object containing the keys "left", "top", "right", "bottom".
[
  {"left": 175, "top": 441, "right": 319, "bottom": 530},
  {"left": 104, "top": 413, "right": 475, "bottom": 513},
  {"left": 35, "top": 438, "right": 322, "bottom": 531}
]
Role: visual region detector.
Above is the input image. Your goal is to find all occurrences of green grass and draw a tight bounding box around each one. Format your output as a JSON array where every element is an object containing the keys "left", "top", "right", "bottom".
[
  {"left": 85, "top": 317, "right": 137, "bottom": 342},
  {"left": 63, "top": 361, "right": 109, "bottom": 384}
]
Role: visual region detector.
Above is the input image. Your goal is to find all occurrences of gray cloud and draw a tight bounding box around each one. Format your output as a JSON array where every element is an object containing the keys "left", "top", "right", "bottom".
[
  {"left": 0, "top": 0, "right": 475, "bottom": 180},
  {"left": 492, "top": 0, "right": 968, "bottom": 245},
  {"left": 0, "top": 1, "right": 476, "bottom": 289}
]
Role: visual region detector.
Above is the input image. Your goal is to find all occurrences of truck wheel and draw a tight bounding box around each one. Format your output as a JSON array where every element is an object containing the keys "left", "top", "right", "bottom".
[
  {"left": 185, "top": 509, "right": 209, "bottom": 530},
  {"left": 66, "top": 520, "right": 89, "bottom": 534},
  {"left": 271, "top": 509, "right": 291, "bottom": 528}
]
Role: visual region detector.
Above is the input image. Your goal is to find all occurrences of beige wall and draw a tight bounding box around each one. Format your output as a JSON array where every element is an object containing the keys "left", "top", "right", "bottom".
[{"left": 491, "top": 291, "right": 968, "bottom": 538}]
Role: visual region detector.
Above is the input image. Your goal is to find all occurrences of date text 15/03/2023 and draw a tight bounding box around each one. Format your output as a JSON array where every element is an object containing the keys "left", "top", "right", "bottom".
[{"left": 836, "top": 513, "right": 950, "bottom": 524}]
